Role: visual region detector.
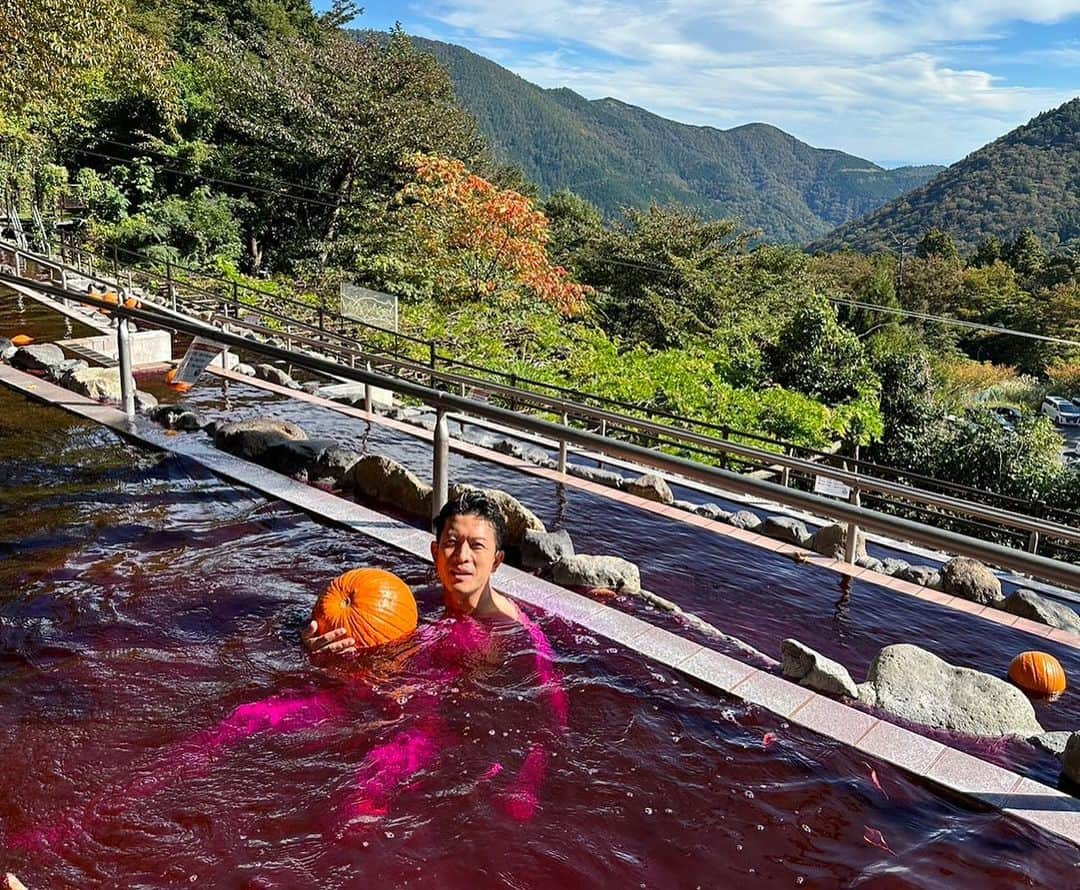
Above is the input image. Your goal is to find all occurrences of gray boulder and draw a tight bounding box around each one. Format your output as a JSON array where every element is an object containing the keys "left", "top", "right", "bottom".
[
  {"left": 566, "top": 463, "right": 625, "bottom": 487},
  {"left": 449, "top": 483, "right": 546, "bottom": 548},
  {"left": 43, "top": 358, "right": 88, "bottom": 384},
  {"left": 0, "top": 336, "right": 13, "bottom": 360},
  {"left": 348, "top": 454, "right": 432, "bottom": 517},
  {"left": 11, "top": 343, "right": 65, "bottom": 372},
  {"left": 940, "top": 557, "right": 1003, "bottom": 606},
  {"left": 311, "top": 447, "right": 361, "bottom": 487},
  {"left": 780, "top": 639, "right": 858, "bottom": 698},
  {"left": 857, "top": 643, "right": 1043, "bottom": 738},
  {"left": 460, "top": 428, "right": 499, "bottom": 449},
  {"left": 810, "top": 524, "right": 866, "bottom": 560},
  {"left": 694, "top": 502, "right": 733, "bottom": 522},
  {"left": 760, "top": 515, "right": 812, "bottom": 547},
  {"left": 134, "top": 390, "right": 158, "bottom": 413},
  {"left": 623, "top": 472, "right": 674, "bottom": 505},
  {"left": 1062, "top": 733, "right": 1080, "bottom": 786},
  {"left": 881, "top": 558, "right": 910, "bottom": 576},
  {"left": 67, "top": 366, "right": 122, "bottom": 401},
  {"left": 1030, "top": 731, "right": 1074, "bottom": 758},
  {"left": 254, "top": 363, "right": 297, "bottom": 388},
  {"left": 149, "top": 404, "right": 203, "bottom": 431},
  {"left": 215, "top": 418, "right": 308, "bottom": 460},
  {"left": 1003, "top": 589, "right": 1080, "bottom": 635},
  {"left": 728, "top": 510, "right": 762, "bottom": 531},
  {"left": 550, "top": 554, "right": 642, "bottom": 594},
  {"left": 672, "top": 499, "right": 698, "bottom": 513},
  {"left": 895, "top": 565, "right": 942, "bottom": 589},
  {"left": 855, "top": 555, "right": 886, "bottom": 574},
  {"left": 520, "top": 529, "right": 575, "bottom": 571},
  {"left": 258, "top": 438, "right": 341, "bottom": 479},
  {"left": 300, "top": 381, "right": 322, "bottom": 395},
  {"left": 234, "top": 363, "right": 256, "bottom": 376}
]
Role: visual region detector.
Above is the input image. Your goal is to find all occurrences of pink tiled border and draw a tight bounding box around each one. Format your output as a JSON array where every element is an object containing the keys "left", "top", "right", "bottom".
[{"left": 4, "top": 361, "right": 1080, "bottom": 850}]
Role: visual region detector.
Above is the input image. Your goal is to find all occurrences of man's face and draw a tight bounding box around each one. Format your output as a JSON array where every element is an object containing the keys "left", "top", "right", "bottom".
[{"left": 431, "top": 513, "right": 504, "bottom": 604}]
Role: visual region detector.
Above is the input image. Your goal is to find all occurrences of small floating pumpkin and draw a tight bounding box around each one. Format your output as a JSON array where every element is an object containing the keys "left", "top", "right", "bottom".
[
  {"left": 312, "top": 568, "right": 418, "bottom": 650},
  {"left": 1008, "top": 651, "right": 1066, "bottom": 696},
  {"left": 123, "top": 296, "right": 141, "bottom": 309},
  {"left": 164, "top": 368, "right": 192, "bottom": 392},
  {"left": 10, "top": 334, "right": 33, "bottom": 347}
]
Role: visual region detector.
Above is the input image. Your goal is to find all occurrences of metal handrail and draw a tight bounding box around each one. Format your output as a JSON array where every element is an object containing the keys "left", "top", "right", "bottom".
[
  {"left": 5, "top": 266, "right": 1078, "bottom": 592},
  {"left": 27, "top": 236, "right": 1080, "bottom": 526},
  {"left": 8, "top": 239, "right": 1080, "bottom": 540},
  {"left": 209, "top": 311, "right": 1080, "bottom": 550}
]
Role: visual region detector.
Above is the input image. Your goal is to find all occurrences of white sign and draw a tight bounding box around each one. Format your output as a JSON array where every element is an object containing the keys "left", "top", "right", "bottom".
[
  {"left": 814, "top": 475, "right": 852, "bottom": 499},
  {"left": 173, "top": 336, "right": 225, "bottom": 384},
  {"left": 340, "top": 282, "right": 398, "bottom": 331}
]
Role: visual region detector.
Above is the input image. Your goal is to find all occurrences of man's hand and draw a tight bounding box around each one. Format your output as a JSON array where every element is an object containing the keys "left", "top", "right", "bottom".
[{"left": 301, "top": 621, "right": 357, "bottom": 660}]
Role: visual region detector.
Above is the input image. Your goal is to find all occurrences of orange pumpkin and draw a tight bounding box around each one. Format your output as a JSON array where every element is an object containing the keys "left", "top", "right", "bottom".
[
  {"left": 10, "top": 334, "right": 33, "bottom": 347},
  {"left": 164, "top": 368, "right": 192, "bottom": 392},
  {"left": 1008, "top": 651, "right": 1067, "bottom": 696},
  {"left": 123, "top": 297, "right": 141, "bottom": 309},
  {"left": 312, "top": 568, "right": 418, "bottom": 650}
]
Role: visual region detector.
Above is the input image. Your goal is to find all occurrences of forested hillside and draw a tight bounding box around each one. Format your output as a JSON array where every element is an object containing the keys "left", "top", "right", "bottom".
[
  {"left": 2, "top": 2, "right": 1078, "bottom": 515},
  {"left": 814, "top": 98, "right": 1080, "bottom": 254},
  {"left": 410, "top": 36, "right": 941, "bottom": 244}
]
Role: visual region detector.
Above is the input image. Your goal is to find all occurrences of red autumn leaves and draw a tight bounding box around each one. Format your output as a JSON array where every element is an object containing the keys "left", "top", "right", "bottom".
[{"left": 401, "top": 153, "right": 589, "bottom": 315}]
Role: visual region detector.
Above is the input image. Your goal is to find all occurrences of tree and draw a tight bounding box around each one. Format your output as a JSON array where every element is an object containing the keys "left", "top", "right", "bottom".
[
  {"left": 916, "top": 228, "right": 959, "bottom": 261},
  {"left": 1003, "top": 229, "right": 1047, "bottom": 280},
  {"left": 970, "top": 235, "right": 1002, "bottom": 268},
  {"left": 392, "top": 153, "right": 589, "bottom": 314},
  {"left": 764, "top": 299, "right": 878, "bottom": 406}
]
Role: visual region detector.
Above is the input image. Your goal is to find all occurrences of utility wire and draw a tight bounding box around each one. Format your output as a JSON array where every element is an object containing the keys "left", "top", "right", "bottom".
[
  {"left": 583, "top": 253, "right": 1080, "bottom": 347},
  {"left": 70, "top": 147, "right": 344, "bottom": 210},
  {"left": 92, "top": 137, "right": 350, "bottom": 202}
]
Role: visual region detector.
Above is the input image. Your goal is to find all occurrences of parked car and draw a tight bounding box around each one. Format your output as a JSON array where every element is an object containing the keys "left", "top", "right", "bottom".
[{"left": 1041, "top": 396, "right": 1080, "bottom": 425}]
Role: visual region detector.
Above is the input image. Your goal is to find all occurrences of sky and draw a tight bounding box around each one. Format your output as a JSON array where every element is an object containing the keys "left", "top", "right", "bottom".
[{"left": 312, "top": 1, "right": 1080, "bottom": 167}]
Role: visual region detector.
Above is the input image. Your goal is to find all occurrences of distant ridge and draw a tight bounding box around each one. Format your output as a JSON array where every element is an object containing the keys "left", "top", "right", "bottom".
[
  {"left": 403, "top": 35, "right": 942, "bottom": 244},
  {"left": 812, "top": 98, "right": 1080, "bottom": 254}
]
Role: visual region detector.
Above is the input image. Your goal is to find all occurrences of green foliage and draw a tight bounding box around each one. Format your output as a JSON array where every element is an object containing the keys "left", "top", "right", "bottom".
[
  {"left": 916, "top": 228, "right": 958, "bottom": 261},
  {"left": 765, "top": 300, "right": 878, "bottom": 408}
]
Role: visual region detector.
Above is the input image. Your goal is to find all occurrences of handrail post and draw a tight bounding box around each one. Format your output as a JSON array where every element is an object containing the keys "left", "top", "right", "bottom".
[
  {"left": 843, "top": 444, "right": 862, "bottom": 564},
  {"left": 432, "top": 408, "right": 449, "bottom": 522},
  {"left": 117, "top": 317, "right": 136, "bottom": 419},
  {"left": 166, "top": 260, "right": 175, "bottom": 311},
  {"left": 364, "top": 361, "right": 373, "bottom": 413},
  {"left": 13, "top": 248, "right": 21, "bottom": 277},
  {"left": 559, "top": 412, "right": 569, "bottom": 474},
  {"left": 1028, "top": 530, "right": 1040, "bottom": 555},
  {"left": 113, "top": 245, "right": 120, "bottom": 288},
  {"left": 428, "top": 342, "right": 436, "bottom": 389},
  {"left": 232, "top": 281, "right": 239, "bottom": 315}
]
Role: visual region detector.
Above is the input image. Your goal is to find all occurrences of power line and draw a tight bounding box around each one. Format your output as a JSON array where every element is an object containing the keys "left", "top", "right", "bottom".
[
  {"left": 585, "top": 253, "right": 1079, "bottom": 347},
  {"left": 70, "top": 147, "right": 344, "bottom": 210},
  {"left": 92, "top": 137, "right": 350, "bottom": 202}
]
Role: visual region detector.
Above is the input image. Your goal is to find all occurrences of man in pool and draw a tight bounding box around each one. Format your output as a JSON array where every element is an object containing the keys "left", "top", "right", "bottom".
[
  {"left": 8, "top": 493, "right": 565, "bottom": 851},
  {"left": 298, "top": 490, "right": 567, "bottom": 824},
  {"left": 302, "top": 490, "right": 523, "bottom": 658}
]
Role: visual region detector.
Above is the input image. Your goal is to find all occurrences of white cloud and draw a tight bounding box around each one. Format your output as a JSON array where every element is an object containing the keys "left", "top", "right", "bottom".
[{"left": 419, "top": 0, "right": 1080, "bottom": 163}]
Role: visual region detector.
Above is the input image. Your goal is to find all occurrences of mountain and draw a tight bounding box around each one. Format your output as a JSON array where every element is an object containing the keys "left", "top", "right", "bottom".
[
  {"left": 407, "top": 36, "right": 942, "bottom": 244},
  {"left": 812, "top": 98, "right": 1080, "bottom": 255}
]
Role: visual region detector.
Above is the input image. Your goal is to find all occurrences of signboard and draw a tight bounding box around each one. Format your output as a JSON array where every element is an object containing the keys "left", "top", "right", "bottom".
[
  {"left": 340, "top": 282, "right": 398, "bottom": 332},
  {"left": 814, "top": 475, "right": 852, "bottom": 500},
  {"left": 172, "top": 336, "right": 226, "bottom": 385}
]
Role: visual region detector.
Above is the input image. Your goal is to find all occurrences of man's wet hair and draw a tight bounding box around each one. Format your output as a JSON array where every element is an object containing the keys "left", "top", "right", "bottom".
[{"left": 433, "top": 490, "right": 507, "bottom": 551}]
